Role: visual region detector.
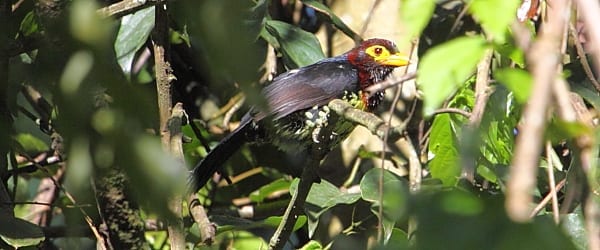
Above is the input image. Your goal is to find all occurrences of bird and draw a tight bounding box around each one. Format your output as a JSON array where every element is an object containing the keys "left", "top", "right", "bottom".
[{"left": 189, "top": 38, "right": 410, "bottom": 193}]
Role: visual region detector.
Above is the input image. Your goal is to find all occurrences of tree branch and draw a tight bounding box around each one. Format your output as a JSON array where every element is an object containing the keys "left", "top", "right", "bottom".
[{"left": 506, "top": 0, "right": 570, "bottom": 222}]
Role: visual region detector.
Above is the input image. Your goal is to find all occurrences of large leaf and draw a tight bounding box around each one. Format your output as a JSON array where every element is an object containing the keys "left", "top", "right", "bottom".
[
  {"left": 469, "top": 0, "right": 520, "bottom": 43},
  {"left": 263, "top": 20, "right": 326, "bottom": 68},
  {"left": 290, "top": 178, "right": 361, "bottom": 237},
  {"left": 418, "top": 36, "right": 489, "bottom": 115},
  {"left": 0, "top": 213, "right": 45, "bottom": 248},
  {"left": 360, "top": 168, "right": 408, "bottom": 244},
  {"left": 494, "top": 68, "right": 533, "bottom": 103},
  {"left": 115, "top": 7, "right": 155, "bottom": 76},
  {"left": 428, "top": 114, "right": 461, "bottom": 186},
  {"left": 400, "top": 0, "right": 435, "bottom": 44},
  {"left": 14, "top": 133, "right": 49, "bottom": 154},
  {"left": 249, "top": 178, "right": 291, "bottom": 203}
]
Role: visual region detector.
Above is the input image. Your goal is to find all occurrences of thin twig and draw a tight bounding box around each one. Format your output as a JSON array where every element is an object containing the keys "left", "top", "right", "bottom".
[
  {"left": 430, "top": 108, "right": 471, "bottom": 118},
  {"left": 529, "top": 178, "right": 566, "bottom": 217},
  {"left": 97, "top": 0, "right": 166, "bottom": 19},
  {"left": 462, "top": 48, "right": 493, "bottom": 182},
  {"left": 568, "top": 23, "right": 600, "bottom": 92},
  {"left": 365, "top": 72, "right": 416, "bottom": 95},
  {"left": 545, "top": 142, "right": 560, "bottom": 224},
  {"left": 328, "top": 99, "right": 406, "bottom": 142},
  {"left": 188, "top": 194, "right": 216, "bottom": 245}
]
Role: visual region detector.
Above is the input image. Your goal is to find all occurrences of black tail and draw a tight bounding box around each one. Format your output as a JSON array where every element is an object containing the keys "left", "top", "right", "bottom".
[{"left": 188, "top": 121, "right": 250, "bottom": 193}]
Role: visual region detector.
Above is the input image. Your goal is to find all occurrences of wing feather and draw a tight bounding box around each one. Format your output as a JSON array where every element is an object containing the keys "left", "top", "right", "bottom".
[{"left": 255, "top": 58, "right": 358, "bottom": 120}]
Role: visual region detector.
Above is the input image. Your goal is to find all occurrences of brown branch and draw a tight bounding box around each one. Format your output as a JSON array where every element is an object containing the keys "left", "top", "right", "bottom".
[
  {"left": 529, "top": 178, "right": 566, "bottom": 217},
  {"left": 165, "top": 103, "right": 187, "bottom": 249},
  {"left": 152, "top": 3, "right": 183, "bottom": 248},
  {"left": 506, "top": 0, "right": 570, "bottom": 222},
  {"left": 462, "top": 48, "right": 493, "bottom": 182},
  {"left": 97, "top": 0, "right": 166, "bottom": 19},
  {"left": 327, "top": 99, "right": 406, "bottom": 142},
  {"left": 430, "top": 107, "right": 471, "bottom": 119},
  {"left": 568, "top": 23, "right": 600, "bottom": 92},
  {"left": 188, "top": 194, "right": 216, "bottom": 246},
  {"left": 545, "top": 142, "right": 560, "bottom": 224},
  {"left": 396, "top": 136, "right": 421, "bottom": 193}
]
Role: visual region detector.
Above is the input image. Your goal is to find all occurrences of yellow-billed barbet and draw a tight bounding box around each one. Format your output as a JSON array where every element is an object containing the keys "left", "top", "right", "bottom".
[{"left": 190, "top": 38, "right": 409, "bottom": 192}]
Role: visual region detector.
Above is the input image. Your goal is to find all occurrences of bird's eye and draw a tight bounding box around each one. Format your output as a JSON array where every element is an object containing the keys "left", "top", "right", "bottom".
[{"left": 374, "top": 47, "right": 383, "bottom": 55}]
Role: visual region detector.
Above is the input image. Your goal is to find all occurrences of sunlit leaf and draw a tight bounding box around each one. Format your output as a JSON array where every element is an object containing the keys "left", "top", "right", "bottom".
[
  {"left": 546, "top": 120, "right": 593, "bottom": 144},
  {"left": 494, "top": 68, "right": 532, "bottom": 103},
  {"left": 249, "top": 179, "right": 291, "bottom": 203},
  {"left": 418, "top": 36, "right": 489, "bottom": 115},
  {"left": 14, "top": 133, "right": 49, "bottom": 153},
  {"left": 263, "top": 215, "right": 307, "bottom": 232},
  {"left": 299, "top": 240, "right": 324, "bottom": 250},
  {"left": 400, "top": 0, "right": 435, "bottom": 44},
  {"left": 115, "top": 7, "right": 155, "bottom": 76},
  {"left": 429, "top": 114, "right": 461, "bottom": 186},
  {"left": 469, "top": 0, "right": 520, "bottom": 43}
]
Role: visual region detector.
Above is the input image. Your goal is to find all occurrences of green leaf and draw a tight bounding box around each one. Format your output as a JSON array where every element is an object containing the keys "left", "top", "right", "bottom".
[
  {"left": 290, "top": 178, "right": 361, "bottom": 238},
  {"left": 18, "top": 11, "right": 40, "bottom": 38},
  {"left": 494, "top": 68, "right": 533, "bottom": 103},
  {"left": 440, "top": 191, "right": 484, "bottom": 216},
  {"left": 469, "top": 0, "right": 520, "bottom": 43},
  {"left": 263, "top": 20, "right": 326, "bottom": 68},
  {"left": 428, "top": 114, "right": 461, "bottom": 186},
  {"left": 249, "top": 179, "right": 291, "bottom": 203},
  {"left": 400, "top": 0, "right": 435, "bottom": 44},
  {"left": 14, "top": 133, "right": 49, "bottom": 154},
  {"left": 360, "top": 168, "right": 408, "bottom": 243},
  {"left": 0, "top": 214, "right": 45, "bottom": 248},
  {"left": 299, "top": 240, "right": 324, "bottom": 250},
  {"left": 496, "top": 43, "right": 525, "bottom": 67},
  {"left": 561, "top": 212, "right": 588, "bottom": 250},
  {"left": 229, "top": 231, "right": 268, "bottom": 250},
  {"left": 305, "top": 179, "right": 361, "bottom": 208},
  {"left": 115, "top": 7, "right": 155, "bottom": 76},
  {"left": 373, "top": 228, "right": 410, "bottom": 250},
  {"left": 477, "top": 164, "right": 498, "bottom": 183},
  {"left": 546, "top": 120, "right": 593, "bottom": 143},
  {"left": 418, "top": 36, "right": 489, "bottom": 115},
  {"left": 301, "top": 0, "right": 361, "bottom": 40},
  {"left": 263, "top": 215, "right": 307, "bottom": 232}
]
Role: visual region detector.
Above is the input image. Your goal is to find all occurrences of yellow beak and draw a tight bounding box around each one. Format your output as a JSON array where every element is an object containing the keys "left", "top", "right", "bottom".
[{"left": 377, "top": 52, "right": 411, "bottom": 67}]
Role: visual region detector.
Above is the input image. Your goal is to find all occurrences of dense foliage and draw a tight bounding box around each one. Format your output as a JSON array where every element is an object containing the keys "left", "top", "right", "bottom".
[{"left": 0, "top": 0, "right": 598, "bottom": 249}]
